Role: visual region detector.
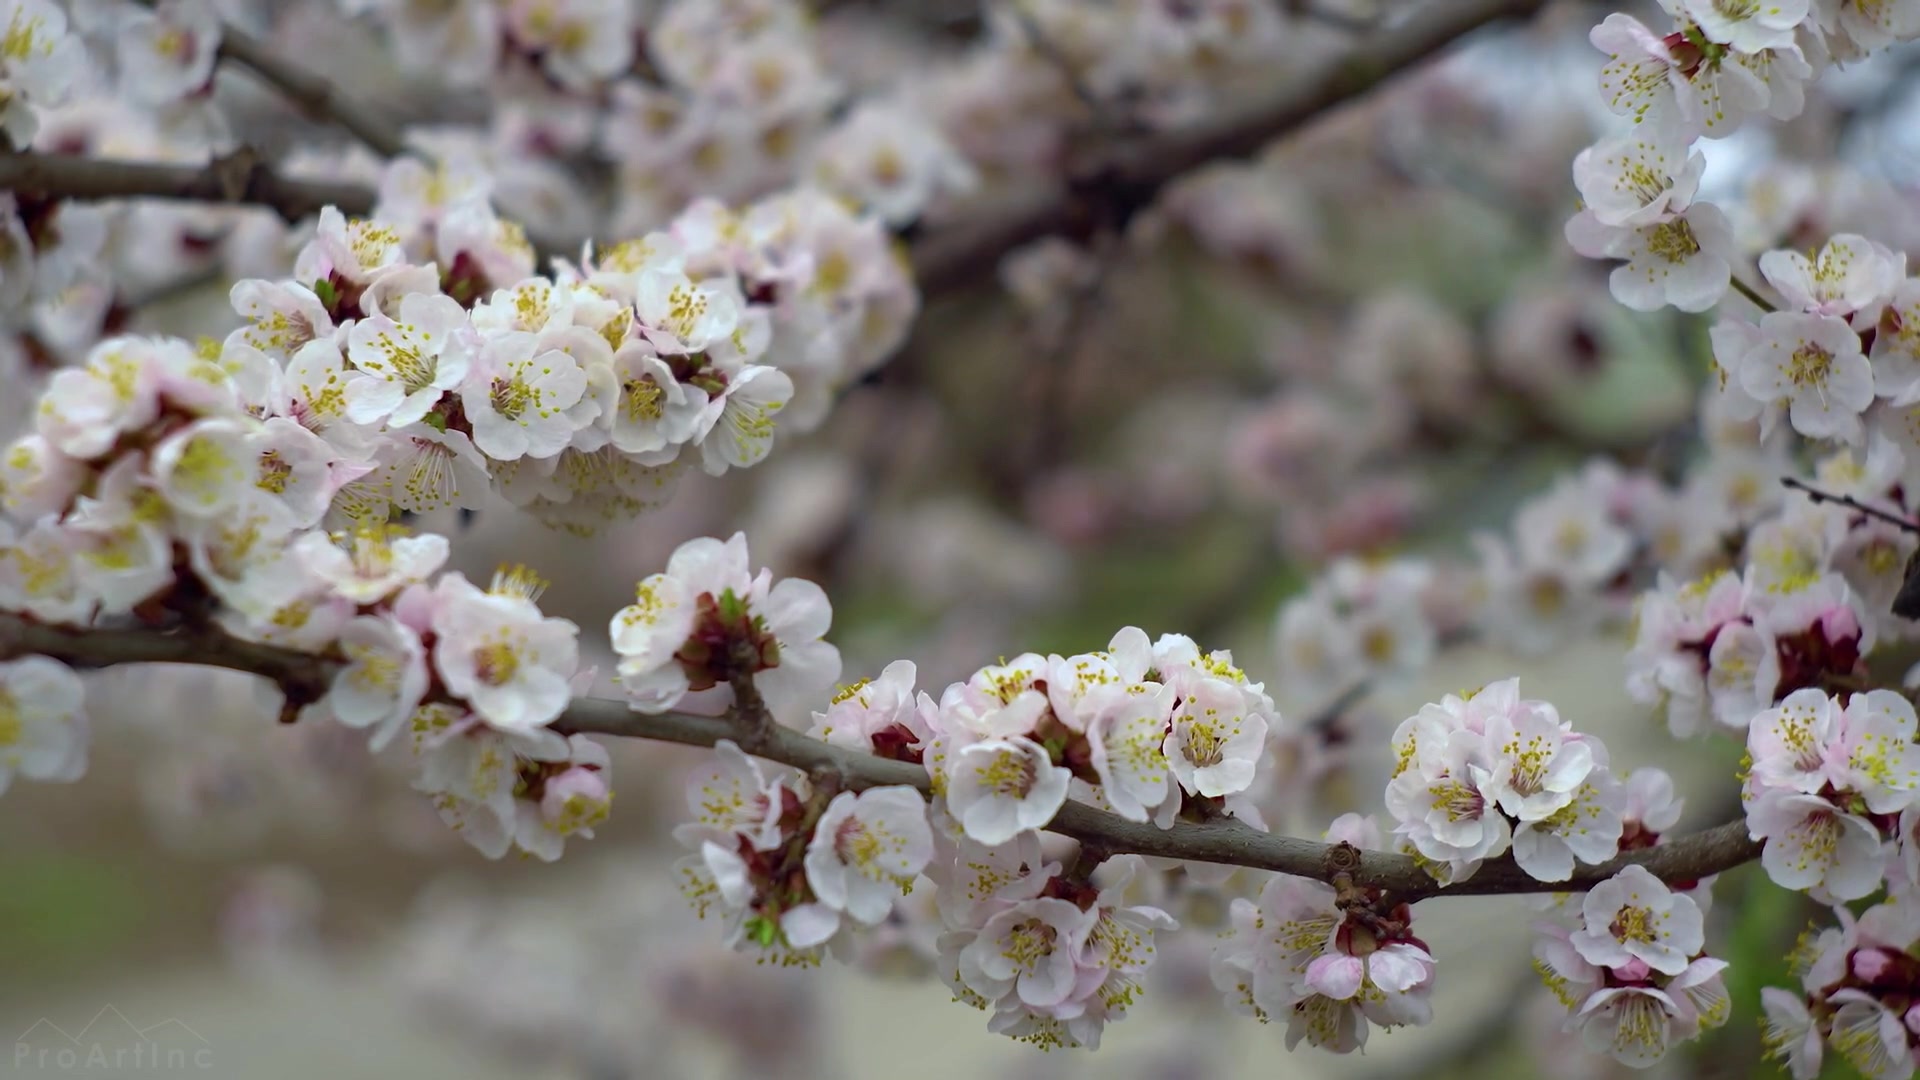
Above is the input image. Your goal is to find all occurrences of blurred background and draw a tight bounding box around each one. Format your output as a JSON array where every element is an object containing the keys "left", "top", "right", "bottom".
[{"left": 6, "top": 0, "right": 1920, "bottom": 1077}]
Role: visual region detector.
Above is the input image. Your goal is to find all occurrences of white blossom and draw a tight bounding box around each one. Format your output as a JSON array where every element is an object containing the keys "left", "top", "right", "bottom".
[
  {"left": 0, "top": 654, "right": 88, "bottom": 795},
  {"left": 1568, "top": 864, "right": 1704, "bottom": 975}
]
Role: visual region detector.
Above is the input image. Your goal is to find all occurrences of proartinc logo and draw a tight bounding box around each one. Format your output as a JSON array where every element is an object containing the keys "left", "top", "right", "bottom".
[{"left": 12, "top": 1006, "right": 212, "bottom": 1073}]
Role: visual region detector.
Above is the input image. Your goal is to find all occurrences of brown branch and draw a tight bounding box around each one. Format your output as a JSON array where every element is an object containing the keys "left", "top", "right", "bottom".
[
  {"left": 0, "top": 610, "right": 1760, "bottom": 902},
  {"left": 131, "top": 0, "right": 411, "bottom": 159},
  {"left": 0, "top": 149, "right": 374, "bottom": 222},
  {"left": 908, "top": 0, "right": 1548, "bottom": 295},
  {"left": 0, "top": 150, "right": 582, "bottom": 264},
  {"left": 1782, "top": 476, "right": 1920, "bottom": 535}
]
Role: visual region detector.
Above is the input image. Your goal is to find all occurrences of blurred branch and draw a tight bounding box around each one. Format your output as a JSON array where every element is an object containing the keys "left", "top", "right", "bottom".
[
  {"left": 909, "top": 0, "right": 1549, "bottom": 294},
  {"left": 133, "top": 0, "right": 412, "bottom": 158},
  {"left": 0, "top": 610, "right": 1760, "bottom": 903},
  {"left": 0, "top": 149, "right": 580, "bottom": 261},
  {"left": 1280, "top": 0, "right": 1382, "bottom": 33},
  {"left": 0, "top": 148, "right": 374, "bottom": 222}
]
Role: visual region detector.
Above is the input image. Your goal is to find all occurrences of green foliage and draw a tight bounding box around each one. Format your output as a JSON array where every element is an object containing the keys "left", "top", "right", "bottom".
[{"left": 0, "top": 854, "right": 147, "bottom": 972}]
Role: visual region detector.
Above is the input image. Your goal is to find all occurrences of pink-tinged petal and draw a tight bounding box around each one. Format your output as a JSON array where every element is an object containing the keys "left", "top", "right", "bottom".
[{"left": 1304, "top": 954, "right": 1365, "bottom": 1000}]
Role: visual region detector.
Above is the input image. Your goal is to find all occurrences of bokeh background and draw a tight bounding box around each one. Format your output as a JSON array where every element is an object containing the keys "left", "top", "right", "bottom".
[{"left": 6, "top": 1, "right": 1920, "bottom": 1077}]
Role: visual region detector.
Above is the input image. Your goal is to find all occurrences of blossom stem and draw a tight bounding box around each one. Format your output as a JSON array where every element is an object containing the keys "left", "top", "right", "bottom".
[
  {"left": 1729, "top": 274, "right": 1779, "bottom": 314},
  {"left": 0, "top": 611, "right": 1760, "bottom": 902}
]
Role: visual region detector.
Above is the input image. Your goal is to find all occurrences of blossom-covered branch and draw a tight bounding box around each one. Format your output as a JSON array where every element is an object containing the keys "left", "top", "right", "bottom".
[
  {"left": 9, "top": 0, "right": 1547, "bottom": 305},
  {"left": 0, "top": 611, "right": 1758, "bottom": 902},
  {"left": 0, "top": 148, "right": 375, "bottom": 222}
]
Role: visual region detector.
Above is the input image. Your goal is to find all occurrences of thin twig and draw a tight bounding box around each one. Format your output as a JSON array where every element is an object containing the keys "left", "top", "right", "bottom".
[
  {"left": 1729, "top": 274, "right": 1779, "bottom": 314},
  {"left": 1282, "top": 0, "right": 1381, "bottom": 34},
  {"left": 1009, "top": 2, "right": 1142, "bottom": 137},
  {"left": 1782, "top": 476, "right": 1920, "bottom": 535},
  {"left": 0, "top": 611, "right": 1762, "bottom": 903}
]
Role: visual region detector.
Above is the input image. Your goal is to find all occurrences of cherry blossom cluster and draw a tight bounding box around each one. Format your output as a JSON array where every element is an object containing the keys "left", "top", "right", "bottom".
[
  {"left": 1269, "top": 447, "right": 1773, "bottom": 713},
  {"left": 222, "top": 155, "right": 916, "bottom": 532},
  {"left": 1210, "top": 814, "right": 1438, "bottom": 1053},
  {"left": 1274, "top": 555, "right": 1438, "bottom": 704},
  {"left": 918, "top": 628, "right": 1282, "bottom": 836},
  {"left": 340, "top": 0, "right": 1321, "bottom": 250},
  {"left": 621, "top": 531, "right": 1282, "bottom": 1045},
  {"left": 1569, "top": 2, "right": 1920, "bottom": 447},
  {"left": 1473, "top": 463, "right": 1645, "bottom": 654},
  {"left": 0, "top": 0, "right": 84, "bottom": 148},
  {"left": 930, "top": 845, "right": 1179, "bottom": 1050},
  {"left": 673, "top": 739, "right": 934, "bottom": 964},
  {"left": 0, "top": 331, "right": 614, "bottom": 859},
  {"left": 1566, "top": 0, "right": 1828, "bottom": 312},
  {"left": 1002, "top": 0, "right": 1289, "bottom": 127},
  {"left": 1623, "top": 444, "right": 1918, "bottom": 739},
  {"left": 620, "top": 533, "right": 1286, "bottom": 840},
  {"left": 668, "top": 737, "right": 1180, "bottom": 1050},
  {"left": 1764, "top": 898, "right": 1920, "bottom": 1079},
  {"left": 597, "top": 2, "right": 845, "bottom": 231},
  {"left": 92, "top": 0, "right": 227, "bottom": 134},
  {"left": 0, "top": 652, "right": 88, "bottom": 795},
  {"left": 609, "top": 531, "right": 842, "bottom": 725},
  {"left": 1741, "top": 688, "right": 1920, "bottom": 903},
  {"left": 1714, "top": 233, "right": 1920, "bottom": 446},
  {"left": 341, "top": 0, "right": 978, "bottom": 235},
  {"left": 1385, "top": 678, "right": 1627, "bottom": 885},
  {"left": 1532, "top": 864, "right": 1729, "bottom": 1068}
]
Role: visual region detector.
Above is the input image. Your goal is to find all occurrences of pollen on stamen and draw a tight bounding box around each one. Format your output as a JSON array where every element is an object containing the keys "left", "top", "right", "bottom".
[{"left": 491, "top": 562, "right": 551, "bottom": 602}]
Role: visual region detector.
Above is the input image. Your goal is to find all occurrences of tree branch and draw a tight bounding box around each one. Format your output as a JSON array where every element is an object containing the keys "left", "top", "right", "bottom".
[
  {"left": 908, "top": 0, "right": 1548, "bottom": 294},
  {"left": 130, "top": 0, "right": 411, "bottom": 159},
  {"left": 0, "top": 149, "right": 374, "bottom": 222},
  {"left": 0, "top": 611, "right": 1761, "bottom": 902}
]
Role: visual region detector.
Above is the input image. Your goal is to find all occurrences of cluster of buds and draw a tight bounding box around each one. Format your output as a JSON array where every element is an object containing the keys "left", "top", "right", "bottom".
[
  {"left": 1742, "top": 688, "right": 1920, "bottom": 901},
  {"left": 1533, "top": 865, "right": 1729, "bottom": 1068},
  {"left": 1211, "top": 815, "right": 1437, "bottom": 1053}
]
